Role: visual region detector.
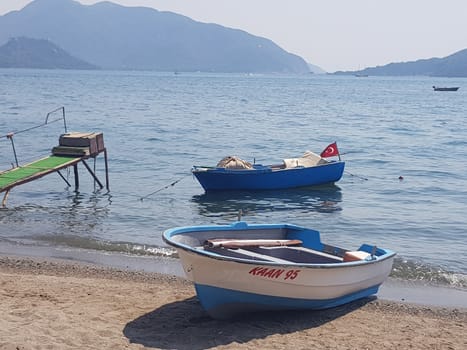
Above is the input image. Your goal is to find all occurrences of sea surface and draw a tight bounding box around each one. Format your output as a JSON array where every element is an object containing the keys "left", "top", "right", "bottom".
[{"left": 0, "top": 69, "right": 466, "bottom": 292}]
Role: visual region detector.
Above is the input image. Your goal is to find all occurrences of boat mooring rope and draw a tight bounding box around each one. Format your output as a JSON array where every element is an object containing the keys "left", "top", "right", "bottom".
[
  {"left": 139, "top": 173, "right": 191, "bottom": 201},
  {"left": 344, "top": 171, "right": 368, "bottom": 181}
]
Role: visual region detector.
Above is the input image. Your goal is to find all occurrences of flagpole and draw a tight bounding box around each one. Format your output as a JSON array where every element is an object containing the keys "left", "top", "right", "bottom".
[{"left": 336, "top": 141, "right": 342, "bottom": 161}]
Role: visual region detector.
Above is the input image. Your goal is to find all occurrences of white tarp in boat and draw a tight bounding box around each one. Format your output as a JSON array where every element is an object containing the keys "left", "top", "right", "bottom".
[{"left": 283, "top": 151, "right": 328, "bottom": 168}]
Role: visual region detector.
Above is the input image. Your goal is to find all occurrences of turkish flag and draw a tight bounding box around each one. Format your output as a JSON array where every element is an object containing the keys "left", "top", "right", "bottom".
[{"left": 320, "top": 142, "right": 339, "bottom": 158}]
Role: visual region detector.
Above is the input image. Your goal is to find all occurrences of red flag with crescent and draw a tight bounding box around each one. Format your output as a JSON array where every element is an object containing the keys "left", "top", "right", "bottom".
[{"left": 320, "top": 142, "right": 339, "bottom": 158}]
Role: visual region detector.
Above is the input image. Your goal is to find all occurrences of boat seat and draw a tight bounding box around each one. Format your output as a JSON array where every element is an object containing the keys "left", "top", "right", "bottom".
[
  {"left": 244, "top": 246, "right": 343, "bottom": 264},
  {"left": 290, "top": 246, "right": 343, "bottom": 261},
  {"left": 203, "top": 245, "right": 295, "bottom": 263}
]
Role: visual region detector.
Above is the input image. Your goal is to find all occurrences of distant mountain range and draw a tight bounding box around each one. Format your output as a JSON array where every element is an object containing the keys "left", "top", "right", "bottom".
[
  {"left": 1, "top": 0, "right": 465, "bottom": 76},
  {"left": 334, "top": 49, "right": 467, "bottom": 77},
  {"left": 0, "top": 37, "right": 97, "bottom": 69},
  {"left": 0, "top": 0, "right": 310, "bottom": 73}
]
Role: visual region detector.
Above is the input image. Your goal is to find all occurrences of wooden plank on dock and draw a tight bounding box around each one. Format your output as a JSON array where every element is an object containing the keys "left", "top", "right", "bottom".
[{"left": 0, "top": 155, "right": 82, "bottom": 193}]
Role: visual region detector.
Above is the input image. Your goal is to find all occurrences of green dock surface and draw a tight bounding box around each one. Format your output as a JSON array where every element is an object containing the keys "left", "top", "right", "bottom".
[{"left": 0, "top": 156, "right": 81, "bottom": 192}]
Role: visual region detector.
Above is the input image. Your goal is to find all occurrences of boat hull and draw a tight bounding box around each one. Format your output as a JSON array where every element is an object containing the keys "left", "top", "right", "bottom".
[
  {"left": 195, "top": 283, "right": 379, "bottom": 319},
  {"left": 164, "top": 222, "right": 395, "bottom": 319},
  {"left": 192, "top": 161, "right": 345, "bottom": 191},
  {"left": 177, "top": 248, "right": 393, "bottom": 319},
  {"left": 433, "top": 87, "right": 459, "bottom": 91}
]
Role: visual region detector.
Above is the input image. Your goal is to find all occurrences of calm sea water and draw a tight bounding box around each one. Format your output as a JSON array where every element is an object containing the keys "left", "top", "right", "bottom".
[{"left": 1, "top": 69, "right": 466, "bottom": 289}]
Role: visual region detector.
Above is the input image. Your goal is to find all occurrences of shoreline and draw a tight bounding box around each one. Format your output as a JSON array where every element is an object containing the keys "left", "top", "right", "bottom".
[
  {"left": 1, "top": 254, "right": 466, "bottom": 349},
  {"left": 1, "top": 242, "right": 466, "bottom": 309}
]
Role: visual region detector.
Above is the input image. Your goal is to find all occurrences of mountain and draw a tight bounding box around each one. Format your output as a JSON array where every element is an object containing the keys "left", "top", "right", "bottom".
[
  {"left": 334, "top": 49, "right": 467, "bottom": 77},
  {"left": 307, "top": 62, "right": 326, "bottom": 74},
  {"left": 0, "top": 0, "right": 310, "bottom": 73},
  {"left": 0, "top": 37, "right": 98, "bottom": 69}
]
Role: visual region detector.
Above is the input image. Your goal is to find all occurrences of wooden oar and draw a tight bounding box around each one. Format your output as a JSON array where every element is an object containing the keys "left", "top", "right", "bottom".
[{"left": 205, "top": 239, "right": 302, "bottom": 249}]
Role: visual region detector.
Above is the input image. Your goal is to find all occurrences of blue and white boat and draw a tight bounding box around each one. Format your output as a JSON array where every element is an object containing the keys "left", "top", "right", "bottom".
[
  {"left": 192, "top": 148, "right": 345, "bottom": 192},
  {"left": 163, "top": 221, "right": 396, "bottom": 319}
]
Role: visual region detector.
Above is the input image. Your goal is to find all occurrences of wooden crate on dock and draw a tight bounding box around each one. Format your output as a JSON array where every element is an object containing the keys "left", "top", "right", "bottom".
[
  {"left": 51, "top": 146, "right": 91, "bottom": 157},
  {"left": 56, "top": 132, "right": 105, "bottom": 157}
]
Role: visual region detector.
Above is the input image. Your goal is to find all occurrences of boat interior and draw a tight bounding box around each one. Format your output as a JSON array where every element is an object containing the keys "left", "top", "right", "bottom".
[
  {"left": 171, "top": 226, "right": 378, "bottom": 265},
  {"left": 204, "top": 243, "right": 345, "bottom": 264},
  {"left": 265, "top": 151, "right": 330, "bottom": 170},
  {"left": 208, "top": 151, "right": 329, "bottom": 171}
]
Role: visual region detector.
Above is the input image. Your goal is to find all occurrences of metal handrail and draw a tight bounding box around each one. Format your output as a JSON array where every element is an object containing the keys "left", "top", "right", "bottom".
[
  {"left": 0, "top": 106, "right": 67, "bottom": 139},
  {"left": 1, "top": 107, "right": 68, "bottom": 168}
]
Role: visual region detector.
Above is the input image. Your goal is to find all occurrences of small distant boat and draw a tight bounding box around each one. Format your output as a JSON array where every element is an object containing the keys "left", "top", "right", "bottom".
[
  {"left": 433, "top": 86, "right": 459, "bottom": 91},
  {"left": 163, "top": 221, "right": 396, "bottom": 319},
  {"left": 192, "top": 143, "right": 345, "bottom": 192}
]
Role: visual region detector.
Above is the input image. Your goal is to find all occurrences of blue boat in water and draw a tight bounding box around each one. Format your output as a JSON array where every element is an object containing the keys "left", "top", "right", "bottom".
[{"left": 192, "top": 144, "right": 345, "bottom": 192}]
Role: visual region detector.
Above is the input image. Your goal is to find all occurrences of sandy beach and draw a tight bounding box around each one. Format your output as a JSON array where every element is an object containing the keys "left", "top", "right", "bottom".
[{"left": 0, "top": 255, "right": 465, "bottom": 350}]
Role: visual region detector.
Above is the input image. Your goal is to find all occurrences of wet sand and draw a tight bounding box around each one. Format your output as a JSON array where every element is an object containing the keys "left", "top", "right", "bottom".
[{"left": 1, "top": 255, "right": 466, "bottom": 350}]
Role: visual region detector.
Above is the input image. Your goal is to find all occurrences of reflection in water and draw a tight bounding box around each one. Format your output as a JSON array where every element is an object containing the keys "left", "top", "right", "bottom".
[
  {"left": 59, "top": 190, "right": 112, "bottom": 234},
  {"left": 0, "top": 190, "right": 175, "bottom": 257},
  {"left": 0, "top": 190, "right": 112, "bottom": 243},
  {"left": 191, "top": 184, "right": 343, "bottom": 218}
]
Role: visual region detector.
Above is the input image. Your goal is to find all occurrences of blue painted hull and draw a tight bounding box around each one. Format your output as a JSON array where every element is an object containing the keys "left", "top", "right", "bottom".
[
  {"left": 195, "top": 283, "right": 380, "bottom": 319},
  {"left": 192, "top": 161, "right": 345, "bottom": 191}
]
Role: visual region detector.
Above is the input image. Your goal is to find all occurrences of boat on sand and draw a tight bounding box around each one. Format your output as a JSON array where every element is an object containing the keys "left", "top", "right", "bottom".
[{"left": 163, "top": 221, "right": 396, "bottom": 319}]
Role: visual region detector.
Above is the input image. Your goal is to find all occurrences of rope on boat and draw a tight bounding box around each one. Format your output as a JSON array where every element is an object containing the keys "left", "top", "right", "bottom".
[
  {"left": 139, "top": 173, "right": 191, "bottom": 201},
  {"left": 344, "top": 170, "right": 368, "bottom": 181},
  {"left": 337, "top": 151, "right": 368, "bottom": 180}
]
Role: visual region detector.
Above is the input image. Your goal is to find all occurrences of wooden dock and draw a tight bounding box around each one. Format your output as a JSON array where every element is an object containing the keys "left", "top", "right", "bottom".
[
  {"left": 0, "top": 155, "right": 82, "bottom": 193},
  {"left": 1, "top": 131, "right": 109, "bottom": 207},
  {"left": 1, "top": 108, "right": 110, "bottom": 206}
]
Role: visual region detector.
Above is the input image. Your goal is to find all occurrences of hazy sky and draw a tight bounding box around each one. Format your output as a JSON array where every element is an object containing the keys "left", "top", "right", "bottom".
[{"left": 1, "top": 0, "right": 466, "bottom": 72}]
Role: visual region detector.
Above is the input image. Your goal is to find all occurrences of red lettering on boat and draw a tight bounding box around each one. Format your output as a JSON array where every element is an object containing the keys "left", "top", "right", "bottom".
[
  {"left": 263, "top": 269, "right": 277, "bottom": 278},
  {"left": 249, "top": 267, "right": 287, "bottom": 279},
  {"left": 284, "top": 269, "right": 300, "bottom": 280},
  {"left": 248, "top": 267, "right": 263, "bottom": 275},
  {"left": 272, "top": 269, "right": 285, "bottom": 278}
]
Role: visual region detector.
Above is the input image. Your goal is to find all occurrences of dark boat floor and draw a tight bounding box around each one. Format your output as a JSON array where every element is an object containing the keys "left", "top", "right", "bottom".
[{"left": 204, "top": 245, "right": 343, "bottom": 264}]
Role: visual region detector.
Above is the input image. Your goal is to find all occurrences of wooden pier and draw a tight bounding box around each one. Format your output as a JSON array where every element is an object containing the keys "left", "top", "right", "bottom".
[{"left": 1, "top": 131, "right": 109, "bottom": 207}]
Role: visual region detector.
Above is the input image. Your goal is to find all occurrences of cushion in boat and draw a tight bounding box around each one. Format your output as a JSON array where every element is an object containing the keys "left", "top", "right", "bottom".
[{"left": 343, "top": 251, "right": 371, "bottom": 262}]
